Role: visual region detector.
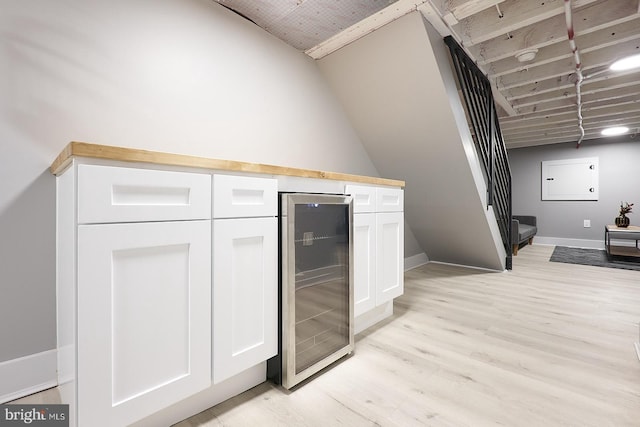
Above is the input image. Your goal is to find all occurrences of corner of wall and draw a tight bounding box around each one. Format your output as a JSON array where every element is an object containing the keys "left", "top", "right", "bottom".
[{"left": 405, "top": 252, "right": 429, "bottom": 271}]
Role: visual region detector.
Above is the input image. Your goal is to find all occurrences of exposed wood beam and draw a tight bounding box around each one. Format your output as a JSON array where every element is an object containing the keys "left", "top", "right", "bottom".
[
  {"left": 504, "top": 112, "right": 640, "bottom": 133},
  {"left": 418, "top": 1, "right": 456, "bottom": 37},
  {"left": 511, "top": 71, "right": 640, "bottom": 106},
  {"left": 579, "top": 72, "right": 640, "bottom": 94},
  {"left": 503, "top": 114, "right": 640, "bottom": 138},
  {"left": 448, "top": 0, "right": 505, "bottom": 21},
  {"left": 505, "top": 119, "right": 640, "bottom": 144},
  {"left": 506, "top": 131, "right": 603, "bottom": 147},
  {"left": 505, "top": 124, "right": 585, "bottom": 139},
  {"left": 500, "top": 105, "right": 640, "bottom": 130},
  {"left": 427, "top": 0, "right": 505, "bottom": 26},
  {"left": 455, "top": 0, "right": 599, "bottom": 47},
  {"left": 501, "top": 110, "right": 640, "bottom": 132},
  {"left": 500, "top": 75, "right": 574, "bottom": 101},
  {"left": 502, "top": 67, "right": 640, "bottom": 100},
  {"left": 514, "top": 86, "right": 640, "bottom": 115},
  {"left": 505, "top": 120, "right": 640, "bottom": 146},
  {"left": 487, "top": 18, "right": 640, "bottom": 78},
  {"left": 513, "top": 80, "right": 640, "bottom": 108},
  {"left": 496, "top": 38, "right": 640, "bottom": 90},
  {"left": 305, "top": 0, "right": 429, "bottom": 59},
  {"left": 469, "top": 0, "right": 640, "bottom": 64}
]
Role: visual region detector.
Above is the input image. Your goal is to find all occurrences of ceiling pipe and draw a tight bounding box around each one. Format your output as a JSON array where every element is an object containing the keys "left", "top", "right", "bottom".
[{"left": 564, "top": 0, "right": 585, "bottom": 148}]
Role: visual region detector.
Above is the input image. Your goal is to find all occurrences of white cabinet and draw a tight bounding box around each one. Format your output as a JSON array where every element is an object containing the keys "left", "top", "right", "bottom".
[
  {"left": 77, "top": 221, "right": 211, "bottom": 426},
  {"left": 376, "top": 212, "right": 404, "bottom": 302},
  {"left": 346, "top": 185, "right": 404, "bottom": 326},
  {"left": 57, "top": 164, "right": 213, "bottom": 427},
  {"left": 212, "top": 175, "right": 278, "bottom": 384},
  {"left": 55, "top": 154, "right": 400, "bottom": 424},
  {"left": 353, "top": 213, "right": 376, "bottom": 316}
]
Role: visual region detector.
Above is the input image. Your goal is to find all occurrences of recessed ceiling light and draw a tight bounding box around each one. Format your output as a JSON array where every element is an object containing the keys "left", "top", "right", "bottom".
[
  {"left": 610, "top": 53, "right": 640, "bottom": 71},
  {"left": 601, "top": 126, "right": 629, "bottom": 136}
]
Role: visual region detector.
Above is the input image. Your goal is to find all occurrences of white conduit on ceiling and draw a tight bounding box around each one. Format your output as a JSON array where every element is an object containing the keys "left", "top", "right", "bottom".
[{"left": 564, "top": 0, "right": 585, "bottom": 148}]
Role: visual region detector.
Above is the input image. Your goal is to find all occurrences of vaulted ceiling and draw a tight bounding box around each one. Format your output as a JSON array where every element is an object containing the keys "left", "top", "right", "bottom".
[{"left": 216, "top": 0, "right": 640, "bottom": 149}]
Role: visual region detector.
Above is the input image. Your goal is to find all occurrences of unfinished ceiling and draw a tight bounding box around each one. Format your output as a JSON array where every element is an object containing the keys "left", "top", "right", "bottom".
[{"left": 216, "top": 0, "right": 640, "bottom": 149}]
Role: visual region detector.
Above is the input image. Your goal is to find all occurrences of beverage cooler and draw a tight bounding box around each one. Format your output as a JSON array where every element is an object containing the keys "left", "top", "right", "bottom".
[{"left": 268, "top": 193, "right": 354, "bottom": 389}]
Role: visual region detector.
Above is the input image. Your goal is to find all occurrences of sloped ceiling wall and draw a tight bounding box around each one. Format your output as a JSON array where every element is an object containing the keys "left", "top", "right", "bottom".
[{"left": 318, "top": 11, "right": 506, "bottom": 270}]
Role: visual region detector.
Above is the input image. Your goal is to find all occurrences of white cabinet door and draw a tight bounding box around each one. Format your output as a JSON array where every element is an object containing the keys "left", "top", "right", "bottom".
[
  {"left": 77, "top": 220, "right": 211, "bottom": 427},
  {"left": 213, "top": 217, "right": 277, "bottom": 384},
  {"left": 376, "top": 212, "right": 404, "bottom": 304},
  {"left": 353, "top": 213, "right": 376, "bottom": 317}
]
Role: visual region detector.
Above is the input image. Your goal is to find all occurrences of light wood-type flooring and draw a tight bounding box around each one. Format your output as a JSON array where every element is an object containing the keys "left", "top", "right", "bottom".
[
  {"left": 177, "top": 244, "right": 640, "bottom": 426},
  {"left": 13, "top": 244, "right": 640, "bottom": 426}
]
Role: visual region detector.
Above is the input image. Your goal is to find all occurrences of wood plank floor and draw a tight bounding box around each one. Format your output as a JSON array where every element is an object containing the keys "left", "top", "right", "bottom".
[
  {"left": 177, "top": 244, "right": 640, "bottom": 426},
  {"left": 13, "top": 244, "right": 640, "bottom": 426}
]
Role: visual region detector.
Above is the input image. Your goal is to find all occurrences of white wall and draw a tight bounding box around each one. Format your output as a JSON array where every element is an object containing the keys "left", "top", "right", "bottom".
[
  {"left": 508, "top": 135, "right": 640, "bottom": 247},
  {"left": 0, "top": 0, "right": 400, "bottom": 368}
]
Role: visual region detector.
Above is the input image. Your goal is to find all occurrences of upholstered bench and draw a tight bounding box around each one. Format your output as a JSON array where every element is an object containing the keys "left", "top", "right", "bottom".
[{"left": 511, "top": 215, "right": 537, "bottom": 255}]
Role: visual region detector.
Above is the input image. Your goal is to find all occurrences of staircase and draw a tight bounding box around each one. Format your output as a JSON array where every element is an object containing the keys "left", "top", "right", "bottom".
[
  {"left": 317, "top": 11, "right": 510, "bottom": 271},
  {"left": 444, "top": 36, "right": 513, "bottom": 270}
]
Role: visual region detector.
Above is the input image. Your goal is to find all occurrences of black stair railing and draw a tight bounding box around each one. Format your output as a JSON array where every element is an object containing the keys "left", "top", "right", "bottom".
[{"left": 444, "top": 36, "right": 513, "bottom": 270}]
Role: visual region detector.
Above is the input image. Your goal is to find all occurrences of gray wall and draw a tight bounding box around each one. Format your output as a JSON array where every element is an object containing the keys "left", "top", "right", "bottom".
[
  {"left": 508, "top": 135, "right": 640, "bottom": 244},
  {"left": 0, "top": 0, "right": 422, "bottom": 365}
]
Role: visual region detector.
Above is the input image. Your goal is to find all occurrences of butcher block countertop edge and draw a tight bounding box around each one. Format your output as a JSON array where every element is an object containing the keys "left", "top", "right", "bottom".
[{"left": 50, "top": 142, "right": 405, "bottom": 187}]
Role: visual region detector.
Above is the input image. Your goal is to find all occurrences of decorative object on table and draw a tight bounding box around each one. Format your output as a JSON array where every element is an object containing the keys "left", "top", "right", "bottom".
[{"left": 615, "top": 201, "right": 633, "bottom": 228}]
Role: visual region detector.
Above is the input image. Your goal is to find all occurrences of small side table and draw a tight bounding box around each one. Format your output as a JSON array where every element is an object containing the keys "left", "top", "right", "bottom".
[{"left": 604, "top": 225, "right": 640, "bottom": 257}]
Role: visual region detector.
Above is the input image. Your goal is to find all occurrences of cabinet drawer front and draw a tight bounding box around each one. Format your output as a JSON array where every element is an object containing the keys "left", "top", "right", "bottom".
[
  {"left": 345, "top": 184, "right": 376, "bottom": 213},
  {"left": 78, "top": 165, "right": 211, "bottom": 224},
  {"left": 376, "top": 188, "right": 404, "bottom": 212},
  {"left": 213, "top": 174, "right": 277, "bottom": 218}
]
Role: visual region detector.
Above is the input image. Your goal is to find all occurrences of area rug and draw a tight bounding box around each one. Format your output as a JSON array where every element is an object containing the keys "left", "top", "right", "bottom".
[{"left": 550, "top": 246, "right": 640, "bottom": 271}]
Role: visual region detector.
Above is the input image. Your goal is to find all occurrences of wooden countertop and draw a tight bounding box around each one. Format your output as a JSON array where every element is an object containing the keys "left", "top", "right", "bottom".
[{"left": 50, "top": 142, "right": 405, "bottom": 187}]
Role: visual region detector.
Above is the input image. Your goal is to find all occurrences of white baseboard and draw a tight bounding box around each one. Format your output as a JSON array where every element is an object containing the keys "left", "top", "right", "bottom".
[
  {"left": 0, "top": 349, "right": 57, "bottom": 404},
  {"left": 354, "top": 301, "right": 393, "bottom": 335},
  {"left": 535, "top": 236, "right": 605, "bottom": 249},
  {"left": 132, "top": 362, "right": 266, "bottom": 427},
  {"left": 404, "top": 252, "right": 428, "bottom": 271},
  {"left": 428, "top": 260, "right": 504, "bottom": 273}
]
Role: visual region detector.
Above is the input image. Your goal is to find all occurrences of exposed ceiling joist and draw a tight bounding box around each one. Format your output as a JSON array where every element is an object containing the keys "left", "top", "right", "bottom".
[
  {"left": 456, "top": 0, "right": 600, "bottom": 47},
  {"left": 496, "top": 38, "right": 640, "bottom": 90},
  {"left": 487, "top": 17, "right": 640, "bottom": 78},
  {"left": 305, "top": 0, "right": 429, "bottom": 59},
  {"left": 216, "top": 0, "right": 640, "bottom": 148},
  {"left": 470, "top": 0, "right": 639, "bottom": 64}
]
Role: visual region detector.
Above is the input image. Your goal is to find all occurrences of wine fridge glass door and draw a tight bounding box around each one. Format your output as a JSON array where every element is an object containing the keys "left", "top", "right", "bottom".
[{"left": 281, "top": 193, "right": 354, "bottom": 389}]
